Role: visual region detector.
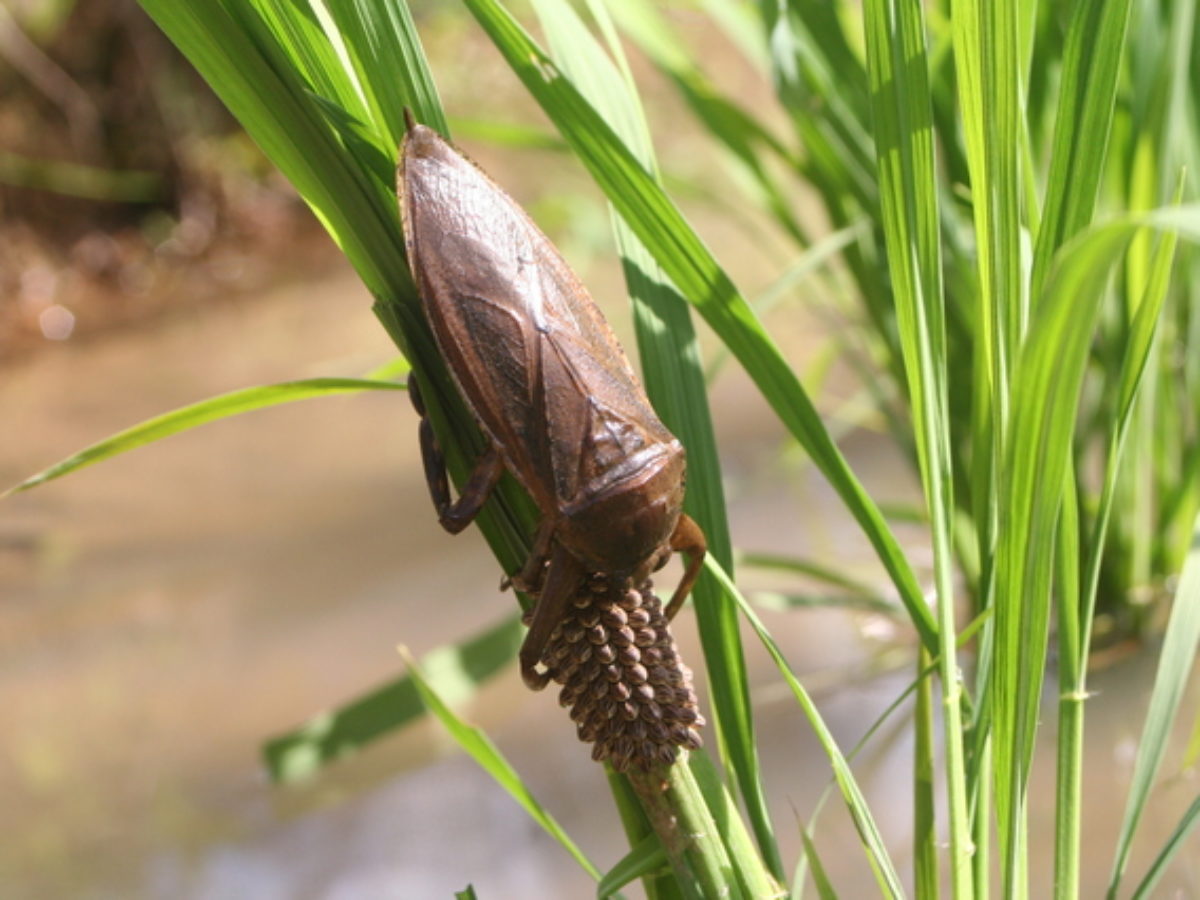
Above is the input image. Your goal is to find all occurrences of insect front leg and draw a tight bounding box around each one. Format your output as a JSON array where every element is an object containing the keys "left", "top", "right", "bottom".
[
  {"left": 505, "top": 518, "right": 555, "bottom": 595},
  {"left": 518, "top": 541, "right": 585, "bottom": 690},
  {"left": 662, "top": 513, "right": 707, "bottom": 621},
  {"left": 409, "top": 373, "right": 505, "bottom": 534}
]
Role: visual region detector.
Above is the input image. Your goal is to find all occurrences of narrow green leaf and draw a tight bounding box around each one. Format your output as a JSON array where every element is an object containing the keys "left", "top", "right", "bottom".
[
  {"left": 599, "top": 773, "right": 666, "bottom": 900},
  {"left": 704, "top": 222, "right": 869, "bottom": 384},
  {"left": 705, "top": 556, "right": 906, "bottom": 899},
  {"left": 6, "top": 378, "right": 405, "bottom": 496},
  {"left": 606, "top": 0, "right": 806, "bottom": 243},
  {"left": 263, "top": 613, "right": 524, "bottom": 782},
  {"left": 1185, "top": 706, "right": 1200, "bottom": 772},
  {"left": 597, "top": 834, "right": 668, "bottom": 898},
  {"left": 1058, "top": 187, "right": 1183, "bottom": 898},
  {"left": 462, "top": 0, "right": 938, "bottom": 656},
  {"left": 759, "top": 0, "right": 876, "bottom": 209},
  {"left": 526, "top": 0, "right": 778, "bottom": 881},
  {"left": 403, "top": 648, "right": 601, "bottom": 880},
  {"left": 618, "top": 761, "right": 740, "bottom": 900},
  {"left": 862, "top": 0, "right": 971, "bottom": 892},
  {"left": 739, "top": 550, "right": 885, "bottom": 599},
  {"left": 993, "top": 221, "right": 1129, "bottom": 892},
  {"left": 797, "top": 827, "right": 837, "bottom": 900},
  {"left": 993, "top": 207, "right": 1200, "bottom": 895},
  {"left": 0, "top": 150, "right": 164, "bottom": 202},
  {"left": 324, "top": 0, "right": 449, "bottom": 146},
  {"left": 792, "top": 611, "right": 989, "bottom": 898},
  {"left": 363, "top": 356, "right": 412, "bottom": 381},
  {"left": 1030, "top": 0, "right": 1135, "bottom": 297},
  {"left": 1129, "top": 794, "right": 1200, "bottom": 900},
  {"left": 953, "top": 0, "right": 1024, "bottom": 707},
  {"left": 250, "top": 0, "right": 371, "bottom": 131},
  {"left": 1108, "top": 510, "right": 1200, "bottom": 896},
  {"left": 750, "top": 592, "right": 900, "bottom": 616},
  {"left": 448, "top": 116, "right": 565, "bottom": 151},
  {"left": 136, "top": 0, "right": 408, "bottom": 296}
]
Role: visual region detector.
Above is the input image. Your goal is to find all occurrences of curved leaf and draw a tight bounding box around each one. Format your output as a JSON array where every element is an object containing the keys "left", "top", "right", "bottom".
[
  {"left": 403, "top": 647, "right": 601, "bottom": 881},
  {"left": 264, "top": 613, "right": 523, "bottom": 783},
  {"left": 7, "top": 377, "right": 405, "bottom": 495},
  {"left": 705, "top": 555, "right": 906, "bottom": 899},
  {"left": 462, "top": 0, "right": 938, "bottom": 657}
]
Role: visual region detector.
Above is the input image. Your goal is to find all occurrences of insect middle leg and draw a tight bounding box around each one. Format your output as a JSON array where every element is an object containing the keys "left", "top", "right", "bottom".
[
  {"left": 663, "top": 513, "right": 707, "bottom": 621},
  {"left": 409, "top": 373, "right": 505, "bottom": 534},
  {"left": 518, "top": 541, "right": 585, "bottom": 690}
]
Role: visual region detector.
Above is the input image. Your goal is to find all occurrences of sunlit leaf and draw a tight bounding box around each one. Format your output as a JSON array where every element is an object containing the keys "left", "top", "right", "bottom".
[
  {"left": 263, "top": 614, "right": 523, "bottom": 782},
  {"left": 8, "top": 378, "right": 405, "bottom": 495},
  {"left": 403, "top": 647, "right": 601, "bottom": 880}
]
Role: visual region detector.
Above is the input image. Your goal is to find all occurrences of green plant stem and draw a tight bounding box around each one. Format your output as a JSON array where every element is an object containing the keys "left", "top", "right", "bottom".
[
  {"left": 973, "top": 736, "right": 992, "bottom": 900},
  {"left": 605, "top": 770, "right": 681, "bottom": 900},
  {"left": 913, "top": 647, "right": 939, "bottom": 898},
  {"left": 1054, "top": 473, "right": 1083, "bottom": 899},
  {"left": 625, "top": 762, "right": 775, "bottom": 900},
  {"left": 862, "top": 0, "right": 974, "bottom": 892},
  {"left": 687, "top": 752, "right": 787, "bottom": 899}
]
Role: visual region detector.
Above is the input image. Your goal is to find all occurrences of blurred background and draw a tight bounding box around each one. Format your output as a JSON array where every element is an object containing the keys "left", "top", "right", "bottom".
[{"left": 2, "top": 1, "right": 1197, "bottom": 897}]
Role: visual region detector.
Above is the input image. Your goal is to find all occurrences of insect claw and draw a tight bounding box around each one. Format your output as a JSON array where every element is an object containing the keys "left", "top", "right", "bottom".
[
  {"left": 522, "top": 662, "right": 551, "bottom": 691},
  {"left": 508, "top": 563, "right": 547, "bottom": 597}
]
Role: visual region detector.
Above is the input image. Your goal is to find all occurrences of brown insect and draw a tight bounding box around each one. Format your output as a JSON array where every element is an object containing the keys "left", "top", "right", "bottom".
[{"left": 398, "top": 112, "right": 706, "bottom": 689}]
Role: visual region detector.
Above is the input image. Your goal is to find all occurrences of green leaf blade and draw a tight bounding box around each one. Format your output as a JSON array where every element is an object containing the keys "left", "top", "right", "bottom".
[
  {"left": 263, "top": 614, "right": 524, "bottom": 782},
  {"left": 8, "top": 378, "right": 405, "bottom": 495},
  {"left": 462, "top": 0, "right": 938, "bottom": 657}
]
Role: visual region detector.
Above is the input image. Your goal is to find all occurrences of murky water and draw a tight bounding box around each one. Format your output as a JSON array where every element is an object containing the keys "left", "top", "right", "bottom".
[{"left": 3, "top": 265, "right": 1197, "bottom": 898}]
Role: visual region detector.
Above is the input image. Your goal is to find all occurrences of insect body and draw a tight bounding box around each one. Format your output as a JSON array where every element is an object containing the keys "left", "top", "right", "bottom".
[{"left": 399, "top": 114, "right": 706, "bottom": 688}]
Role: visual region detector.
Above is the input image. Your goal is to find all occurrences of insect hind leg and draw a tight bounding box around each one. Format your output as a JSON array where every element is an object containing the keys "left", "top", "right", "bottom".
[{"left": 409, "top": 372, "right": 504, "bottom": 535}]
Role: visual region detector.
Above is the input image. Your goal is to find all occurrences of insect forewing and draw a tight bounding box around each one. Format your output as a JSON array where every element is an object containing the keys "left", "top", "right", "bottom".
[{"left": 400, "top": 125, "right": 675, "bottom": 510}]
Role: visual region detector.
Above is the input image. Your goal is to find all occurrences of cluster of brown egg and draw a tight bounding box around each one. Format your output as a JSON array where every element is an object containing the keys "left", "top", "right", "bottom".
[{"left": 537, "top": 575, "right": 704, "bottom": 772}]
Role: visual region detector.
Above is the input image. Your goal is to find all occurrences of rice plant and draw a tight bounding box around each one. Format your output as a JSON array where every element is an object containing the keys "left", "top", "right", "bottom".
[{"left": 12, "top": 0, "right": 1200, "bottom": 896}]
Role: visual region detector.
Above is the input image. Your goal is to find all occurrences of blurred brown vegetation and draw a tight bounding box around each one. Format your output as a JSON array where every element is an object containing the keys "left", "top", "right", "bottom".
[{"left": 0, "top": 0, "right": 336, "bottom": 358}]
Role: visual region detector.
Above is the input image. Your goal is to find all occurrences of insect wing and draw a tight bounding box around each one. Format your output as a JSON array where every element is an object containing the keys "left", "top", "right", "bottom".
[
  {"left": 401, "top": 127, "right": 549, "bottom": 494},
  {"left": 401, "top": 125, "right": 675, "bottom": 507},
  {"left": 532, "top": 296, "right": 677, "bottom": 504}
]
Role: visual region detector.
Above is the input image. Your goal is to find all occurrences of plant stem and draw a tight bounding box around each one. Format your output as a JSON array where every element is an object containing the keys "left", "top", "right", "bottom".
[{"left": 626, "top": 758, "right": 782, "bottom": 900}]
